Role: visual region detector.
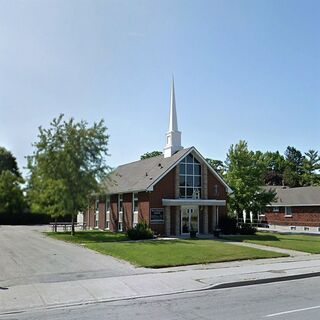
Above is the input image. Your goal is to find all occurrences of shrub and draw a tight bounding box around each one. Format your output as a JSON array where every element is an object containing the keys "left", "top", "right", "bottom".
[
  {"left": 219, "top": 215, "right": 237, "bottom": 235},
  {"left": 238, "top": 223, "right": 257, "bottom": 235},
  {"left": 127, "top": 222, "right": 154, "bottom": 240}
]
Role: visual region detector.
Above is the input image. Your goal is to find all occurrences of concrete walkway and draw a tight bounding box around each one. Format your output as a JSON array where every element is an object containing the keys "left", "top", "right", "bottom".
[
  {"left": 220, "top": 239, "right": 311, "bottom": 257},
  {"left": 1, "top": 225, "right": 320, "bottom": 315}
]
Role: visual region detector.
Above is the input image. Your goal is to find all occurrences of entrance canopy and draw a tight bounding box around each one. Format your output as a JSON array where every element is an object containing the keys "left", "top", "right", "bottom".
[{"left": 162, "top": 199, "right": 226, "bottom": 206}]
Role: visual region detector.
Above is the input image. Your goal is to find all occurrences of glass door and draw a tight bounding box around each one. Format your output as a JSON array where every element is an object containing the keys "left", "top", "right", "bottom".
[{"left": 181, "top": 207, "right": 198, "bottom": 234}]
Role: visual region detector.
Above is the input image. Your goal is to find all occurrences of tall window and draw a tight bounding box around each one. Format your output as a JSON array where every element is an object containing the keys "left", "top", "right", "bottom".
[
  {"left": 118, "top": 194, "right": 123, "bottom": 231},
  {"left": 179, "top": 154, "right": 201, "bottom": 198},
  {"left": 105, "top": 196, "right": 110, "bottom": 230},
  {"left": 132, "top": 193, "right": 138, "bottom": 227}
]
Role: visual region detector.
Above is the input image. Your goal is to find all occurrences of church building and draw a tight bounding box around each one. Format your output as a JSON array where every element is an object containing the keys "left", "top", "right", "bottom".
[{"left": 84, "top": 81, "right": 231, "bottom": 236}]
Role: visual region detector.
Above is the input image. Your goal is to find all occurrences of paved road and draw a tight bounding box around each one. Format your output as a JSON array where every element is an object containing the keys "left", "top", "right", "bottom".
[
  {"left": 0, "top": 225, "right": 144, "bottom": 287},
  {"left": 1, "top": 276, "right": 320, "bottom": 320}
]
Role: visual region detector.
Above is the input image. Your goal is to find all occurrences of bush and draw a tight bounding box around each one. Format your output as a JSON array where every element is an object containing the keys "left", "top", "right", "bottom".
[
  {"left": 127, "top": 222, "right": 154, "bottom": 240},
  {"left": 219, "top": 216, "right": 237, "bottom": 235},
  {"left": 237, "top": 223, "right": 257, "bottom": 235}
]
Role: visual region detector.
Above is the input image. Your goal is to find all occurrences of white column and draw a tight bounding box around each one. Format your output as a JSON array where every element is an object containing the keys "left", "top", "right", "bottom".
[{"left": 165, "top": 206, "right": 171, "bottom": 236}]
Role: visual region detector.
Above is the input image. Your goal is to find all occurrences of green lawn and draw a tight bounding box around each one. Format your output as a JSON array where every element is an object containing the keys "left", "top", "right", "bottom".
[
  {"left": 222, "top": 232, "right": 320, "bottom": 254},
  {"left": 47, "top": 231, "right": 287, "bottom": 268}
]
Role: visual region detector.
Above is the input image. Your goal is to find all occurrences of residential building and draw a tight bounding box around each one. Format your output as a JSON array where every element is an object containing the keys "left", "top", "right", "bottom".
[{"left": 261, "top": 186, "right": 320, "bottom": 233}]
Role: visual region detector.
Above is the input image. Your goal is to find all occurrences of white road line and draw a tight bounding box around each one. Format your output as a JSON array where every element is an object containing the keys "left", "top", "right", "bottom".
[{"left": 266, "top": 305, "right": 320, "bottom": 317}]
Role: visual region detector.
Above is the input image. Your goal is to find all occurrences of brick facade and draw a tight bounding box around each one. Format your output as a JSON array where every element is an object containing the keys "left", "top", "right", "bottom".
[
  {"left": 264, "top": 206, "right": 320, "bottom": 227},
  {"left": 84, "top": 152, "right": 228, "bottom": 235}
]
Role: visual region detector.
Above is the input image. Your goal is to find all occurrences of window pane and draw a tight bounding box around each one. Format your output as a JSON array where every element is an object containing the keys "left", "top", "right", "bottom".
[
  {"left": 179, "top": 188, "right": 186, "bottom": 198},
  {"left": 179, "top": 163, "right": 185, "bottom": 174},
  {"left": 194, "top": 164, "right": 201, "bottom": 175},
  {"left": 134, "top": 200, "right": 138, "bottom": 212},
  {"left": 180, "top": 157, "right": 186, "bottom": 164},
  {"left": 194, "top": 157, "right": 200, "bottom": 164},
  {"left": 186, "top": 154, "right": 193, "bottom": 163},
  {"left": 187, "top": 176, "right": 193, "bottom": 187},
  {"left": 187, "top": 188, "right": 193, "bottom": 198},
  {"left": 179, "top": 175, "right": 185, "bottom": 187},
  {"left": 194, "top": 176, "right": 201, "bottom": 187},
  {"left": 187, "top": 164, "right": 193, "bottom": 174}
]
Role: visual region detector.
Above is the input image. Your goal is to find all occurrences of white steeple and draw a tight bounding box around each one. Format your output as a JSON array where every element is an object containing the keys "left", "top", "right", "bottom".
[{"left": 164, "top": 78, "right": 182, "bottom": 158}]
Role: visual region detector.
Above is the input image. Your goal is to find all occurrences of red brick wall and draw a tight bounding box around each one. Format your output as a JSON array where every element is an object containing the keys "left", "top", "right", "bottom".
[
  {"left": 264, "top": 206, "right": 320, "bottom": 226},
  {"left": 148, "top": 167, "right": 176, "bottom": 235},
  {"left": 138, "top": 191, "right": 150, "bottom": 224},
  {"left": 123, "top": 193, "right": 133, "bottom": 231},
  {"left": 98, "top": 202, "right": 106, "bottom": 229},
  {"left": 110, "top": 194, "right": 118, "bottom": 232},
  {"left": 207, "top": 170, "right": 227, "bottom": 200}
]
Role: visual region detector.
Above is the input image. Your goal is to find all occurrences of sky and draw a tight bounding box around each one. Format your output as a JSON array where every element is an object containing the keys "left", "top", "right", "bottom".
[{"left": 0, "top": 0, "right": 319, "bottom": 175}]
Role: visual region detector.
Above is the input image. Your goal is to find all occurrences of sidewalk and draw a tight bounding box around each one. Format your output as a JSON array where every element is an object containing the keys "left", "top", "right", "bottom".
[{"left": 2, "top": 251, "right": 320, "bottom": 315}]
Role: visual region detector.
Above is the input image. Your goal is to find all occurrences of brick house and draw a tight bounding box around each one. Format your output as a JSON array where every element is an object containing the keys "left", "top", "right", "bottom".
[
  {"left": 261, "top": 186, "right": 320, "bottom": 232},
  {"left": 84, "top": 81, "right": 231, "bottom": 236}
]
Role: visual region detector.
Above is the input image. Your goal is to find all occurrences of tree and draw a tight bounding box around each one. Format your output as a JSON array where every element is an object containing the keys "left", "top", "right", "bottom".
[
  {"left": 225, "top": 140, "right": 275, "bottom": 221},
  {"left": 0, "top": 170, "right": 25, "bottom": 214},
  {"left": 0, "top": 147, "right": 20, "bottom": 177},
  {"left": 27, "top": 114, "right": 109, "bottom": 235},
  {"left": 0, "top": 147, "right": 24, "bottom": 214},
  {"left": 262, "top": 151, "right": 286, "bottom": 186},
  {"left": 302, "top": 150, "right": 320, "bottom": 186},
  {"left": 283, "top": 146, "right": 305, "bottom": 187},
  {"left": 206, "top": 158, "right": 226, "bottom": 176},
  {"left": 140, "top": 151, "right": 163, "bottom": 160}
]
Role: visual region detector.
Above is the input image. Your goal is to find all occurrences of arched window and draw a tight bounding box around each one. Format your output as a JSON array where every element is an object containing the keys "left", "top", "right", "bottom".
[{"left": 179, "top": 154, "right": 201, "bottom": 198}]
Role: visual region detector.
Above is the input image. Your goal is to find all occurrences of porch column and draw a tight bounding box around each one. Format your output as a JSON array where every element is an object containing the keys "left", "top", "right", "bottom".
[
  {"left": 165, "top": 206, "right": 171, "bottom": 236},
  {"left": 203, "top": 206, "right": 208, "bottom": 234},
  {"left": 175, "top": 207, "right": 180, "bottom": 235}
]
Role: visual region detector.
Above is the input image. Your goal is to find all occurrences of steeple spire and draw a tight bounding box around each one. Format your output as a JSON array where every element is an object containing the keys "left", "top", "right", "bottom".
[
  {"left": 164, "top": 77, "right": 182, "bottom": 158},
  {"left": 168, "top": 78, "right": 178, "bottom": 132}
]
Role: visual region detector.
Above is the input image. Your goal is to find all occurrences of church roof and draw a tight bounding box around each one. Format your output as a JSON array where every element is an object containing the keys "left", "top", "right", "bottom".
[
  {"left": 263, "top": 186, "right": 320, "bottom": 206},
  {"left": 102, "top": 146, "right": 232, "bottom": 194}
]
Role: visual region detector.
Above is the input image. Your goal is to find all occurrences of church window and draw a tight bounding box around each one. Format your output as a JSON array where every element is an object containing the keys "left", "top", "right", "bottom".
[{"left": 179, "top": 154, "right": 202, "bottom": 198}]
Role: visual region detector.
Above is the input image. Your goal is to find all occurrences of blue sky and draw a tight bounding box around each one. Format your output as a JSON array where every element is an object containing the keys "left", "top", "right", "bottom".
[{"left": 0, "top": 0, "right": 319, "bottom": 174}]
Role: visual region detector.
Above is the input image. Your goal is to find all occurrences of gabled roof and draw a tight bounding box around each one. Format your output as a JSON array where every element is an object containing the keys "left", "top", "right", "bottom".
[
  {"left": 263, "top": 186, "right": 320, "bottom": 206},
  {"left": 103, "top": 146, "right": 232, "bottom": 194}
]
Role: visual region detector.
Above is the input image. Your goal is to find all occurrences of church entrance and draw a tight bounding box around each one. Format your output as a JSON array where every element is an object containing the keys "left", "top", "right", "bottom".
[{"left": 181, "top": 206, "right": 199, "bottom": 235}]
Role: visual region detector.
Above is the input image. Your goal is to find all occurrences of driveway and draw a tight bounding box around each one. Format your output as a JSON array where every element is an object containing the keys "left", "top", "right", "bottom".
[{"left": 0, "top": 225, "right": 145, "bottom": 287}]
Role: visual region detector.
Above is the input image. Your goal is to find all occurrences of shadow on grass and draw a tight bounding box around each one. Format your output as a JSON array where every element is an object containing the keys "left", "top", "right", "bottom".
[
  {"left": 224, "top": 235, "right": 281, "bottom": 242},
  {"left": 47, "top": 231, "right": 127, "bottom": 243}
]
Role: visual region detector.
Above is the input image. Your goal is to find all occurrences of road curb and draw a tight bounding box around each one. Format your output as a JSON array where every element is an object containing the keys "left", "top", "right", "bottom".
[{"left": 210, "top": 271, "right": 320, "bottom": 289}]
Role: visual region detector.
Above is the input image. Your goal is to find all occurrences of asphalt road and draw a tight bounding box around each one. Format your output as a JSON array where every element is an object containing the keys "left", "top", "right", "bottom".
[
  {"left": 1, "top": 276, "right": 320, "bottom": 320},
  {"left": 0, "top": 225, "right": 143, "bottom": 287}
]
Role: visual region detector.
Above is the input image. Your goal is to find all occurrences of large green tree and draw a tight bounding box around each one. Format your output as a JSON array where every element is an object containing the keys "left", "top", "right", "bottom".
[
  {"left": 0, "top": 147, "right": 20, "bottom": 177},
  {"left": 302, "top": 150, "right": 320, "bottom": 186},
  {"left": 27, "top": 114, "right": 109, "bottom": 234},
  {"left": 262, "top": 151, "right": 286, "bottom": 186},
  {"left": 225, "top": 140, "right": 275, "bottom": 221},
  {"left": 206, "top": 158, "right": 226, "bottom": 176},
  {"left": 283, "top": 146, "right": 305, "bottom": 187},
  {"left": 0, "top": 147, "right": 25, "bottom": 214}
]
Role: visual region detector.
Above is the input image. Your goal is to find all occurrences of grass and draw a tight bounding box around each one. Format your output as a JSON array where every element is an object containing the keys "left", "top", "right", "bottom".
[
  {"left": 47, "top": 231, "right": 287, "bottom": 268},
  {"left": 222, "top": 232, "right": 320, "bottom": 254}
]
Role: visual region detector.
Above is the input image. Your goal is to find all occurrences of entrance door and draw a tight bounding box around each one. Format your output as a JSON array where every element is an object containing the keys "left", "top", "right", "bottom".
[{"left": 181, "top": 206, "right": 199, "bottom": 234}]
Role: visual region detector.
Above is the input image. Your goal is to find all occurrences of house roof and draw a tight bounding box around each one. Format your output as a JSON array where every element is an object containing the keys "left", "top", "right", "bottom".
[
  {"left": 102, "top": 146, "right": 232, "bottom": 194},
  {"left": 263, "top": 186, "right": 320, "bottom": 207}
]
